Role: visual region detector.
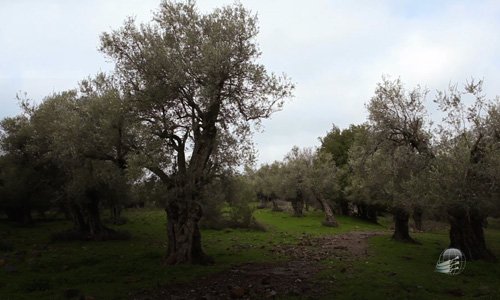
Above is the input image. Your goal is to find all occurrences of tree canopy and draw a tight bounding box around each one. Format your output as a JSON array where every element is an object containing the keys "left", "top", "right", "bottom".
[{"left": 99, "top": 0, "right": 293, "bottom": 264}]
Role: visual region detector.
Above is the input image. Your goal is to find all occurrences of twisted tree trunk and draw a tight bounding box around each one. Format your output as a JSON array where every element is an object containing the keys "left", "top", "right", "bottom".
[
  {"left": 163, "top": 118, "right": 217, "bottom": 265},
  {"left": 392, "top": 207, "right": 415, "bottom": 243},
  {"left": 317, "top": 195, "right": 338, "bottom": 227},
  {"left": 85, "top": 197, "right": 108, "bottom": 237},
  {"left": 165, "top": 200, "right": 213, "bottom": 265},
  {"left": 291, "top": 191, "right": 304, "bottom": 217},
  {"left": 65, "top": 191, "right": 118, "bottom": 241},
  {"left": 448, "top": 207, "right": 495, "bottom": 261},
  {"left": 291, "top": 199, "right": 304, "bottom": 217}
]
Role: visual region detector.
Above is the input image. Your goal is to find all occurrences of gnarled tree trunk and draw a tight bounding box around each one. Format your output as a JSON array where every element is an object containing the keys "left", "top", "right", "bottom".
[
  {"left": 392, "top": 207, "right": 415, "bottom": 243},
  {"left": 85, "top": 195, "right": 107, "bottom": 236},
  {"left": 290, "top": 191, "right": 304, "bottom": 217},
  {"left": 291, "top": 199, "right": 304, "bottom": 217},
  {"left": 317, "top": 195, "right": 338, "bottom": 227},
  {"left": 448, "top": 207, "right": 495, "bottom": 261},
  {"left": 66, "top": 192, "right": 117, "bottom": 240},
  {"left": 165, "top": 200, "right": 213, "bottom": 265}
]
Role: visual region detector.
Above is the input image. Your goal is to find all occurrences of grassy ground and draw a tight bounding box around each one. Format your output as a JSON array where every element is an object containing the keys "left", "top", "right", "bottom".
[
  {"left": 0, "top": 208, "right": 499, "bottom": 299},
  {"left": 319, "top": 229, "right": 500, "bottom": 299}
]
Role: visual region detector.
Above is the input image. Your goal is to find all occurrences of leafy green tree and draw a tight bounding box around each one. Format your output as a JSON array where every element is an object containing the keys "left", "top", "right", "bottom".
[
  {"left": 254, "top": 162, "right": 283, "bottom": 211},
  {"left": 281, "top": 147, "right": 312, "bottom": 217},
  {"left": 362, "top": 77, "right": 432, "bottom": 242},
  {"left": 77, "top": 74, "right": 136, "bottom": 224},
  {"left": 30, "top": 74, "right": 135, "bottom": 240},
  {"left": 0, "top": 108, "right": 61, "bottom": 224},
  {"left": 319, "top": 124, "right": 366, "bottom": 216},
  {"left": 99, "top": 1, "right": 293, "bottom": 264},
  {"left": 279, "top": 146, "right": 339, "bottom": 226},
  {"left": 200, "top": 174, "right": 260, "bottom": 229},
  {"left": 319, "top": 125, "right": 360, "bottom": 167},
  {"left": 485, "top": 103, "right": 500, "bottom": 217},
  {"left": 0, "top": 115, "right": 36, "bottom": 224},
  {"left": 309, "top": 151, "right": 340, "bottom": 226},
  {"left": 346, "top": 126, "right": 387, "bottom": 224},
  {"left": 430, "top": 80, "right": 498, "bottom": 260}
]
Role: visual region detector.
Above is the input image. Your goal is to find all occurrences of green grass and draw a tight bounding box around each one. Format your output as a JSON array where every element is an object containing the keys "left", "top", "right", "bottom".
[
  {"left": 318, "top": 228, "right": 500, "bottom": 299},
  {"left": 0, "top": 208, "right": 336, "bottom": 299},
  {"left": 254, "top": 209, "right": 383, "bottom": 236},
  {"left": 0, "top": 208, "right": 499, "bottom": 299}
]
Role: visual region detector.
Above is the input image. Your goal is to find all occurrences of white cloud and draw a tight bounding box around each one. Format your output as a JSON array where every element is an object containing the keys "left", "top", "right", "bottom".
[{"left": 2, "top": 0, "right": 500, "bottom": 166}]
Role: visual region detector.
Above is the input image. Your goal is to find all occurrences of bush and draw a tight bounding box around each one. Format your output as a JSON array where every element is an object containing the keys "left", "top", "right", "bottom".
[
  {"left": 200, "top": 176, "right": 265, "bottom": 231},
  {"left": 199, "top": 180, "right": 227, "bottom": 230},
  {"left": 226, "top": 179, "right": 265, "bottom": 231}
]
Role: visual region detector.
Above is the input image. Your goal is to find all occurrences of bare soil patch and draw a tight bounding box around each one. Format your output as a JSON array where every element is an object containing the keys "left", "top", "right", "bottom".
[{"left": 133, "top": 231, "right": 382, "bottom": 300}]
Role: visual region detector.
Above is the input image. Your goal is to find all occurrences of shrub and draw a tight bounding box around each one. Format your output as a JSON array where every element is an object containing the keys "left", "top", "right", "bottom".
[{"left": 200, "top": 176, "right": 265, "bottom": 231}]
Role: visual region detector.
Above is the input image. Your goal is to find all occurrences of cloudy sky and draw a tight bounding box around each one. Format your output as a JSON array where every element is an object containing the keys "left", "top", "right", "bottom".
[{"left": 1, "top": 0, "right": 500, "bottom": 165}]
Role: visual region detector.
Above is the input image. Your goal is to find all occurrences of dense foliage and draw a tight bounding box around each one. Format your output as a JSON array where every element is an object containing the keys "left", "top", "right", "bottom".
[{"left": 1, "top": 0, "right": 499, "bottom": 265}]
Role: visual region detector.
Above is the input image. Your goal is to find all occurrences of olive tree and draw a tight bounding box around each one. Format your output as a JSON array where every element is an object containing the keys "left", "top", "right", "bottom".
[
  {"left": 281, "top": 146, "right": 312, "bottom": 217},
  {"left": 254, "top": 162, "right": 283, "bottom": 211},
  {"left": 319, "top": 124, "right": 366, "bottom": 216},
  {"left": 364, "top": 77, "right": 433, "bottom": 242},
  {"left": 485, "top": 103, "right": 500, "bottom": 217},
  {"left": 0, "top": 114, "right": 58, "bottom": 224},
  {"left": 99, "top": 1, "right": 293, "bottom": 264},
  {"left": 280, "top": 146, "right": 339, "bottom": 226},
  {"left": 77, "top": 74, "right": 136, "bottom": 224},
  {"left": 346, "top": 126, "right": 388, "bottom": 224},
  {"left": 310, "top": 151, "right": 340, "bottom": 226},
  {"left": 31, "top": 74, "right": 134, "bottom": 240},
  {"left": 430, "top": 80, "right": 498, "bottom": 260}
]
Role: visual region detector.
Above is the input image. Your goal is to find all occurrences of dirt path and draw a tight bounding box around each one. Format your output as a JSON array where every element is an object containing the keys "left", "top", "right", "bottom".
[{"left": 133, "top": 231, "right": 383, "bottom": 300}]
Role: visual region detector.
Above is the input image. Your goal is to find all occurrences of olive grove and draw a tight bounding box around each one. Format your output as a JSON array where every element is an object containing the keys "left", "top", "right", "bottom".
[
  {"left": 99, "top": 1, "right": 293, "bottom": 264},
  {"left": 2, "top": 1, "right": 500, "bottom": 269}
]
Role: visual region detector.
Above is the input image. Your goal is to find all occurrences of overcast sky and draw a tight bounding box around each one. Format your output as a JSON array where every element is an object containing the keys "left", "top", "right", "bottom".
[{"left": 2, "top": 0, "right": 500, "bottom": 165}]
